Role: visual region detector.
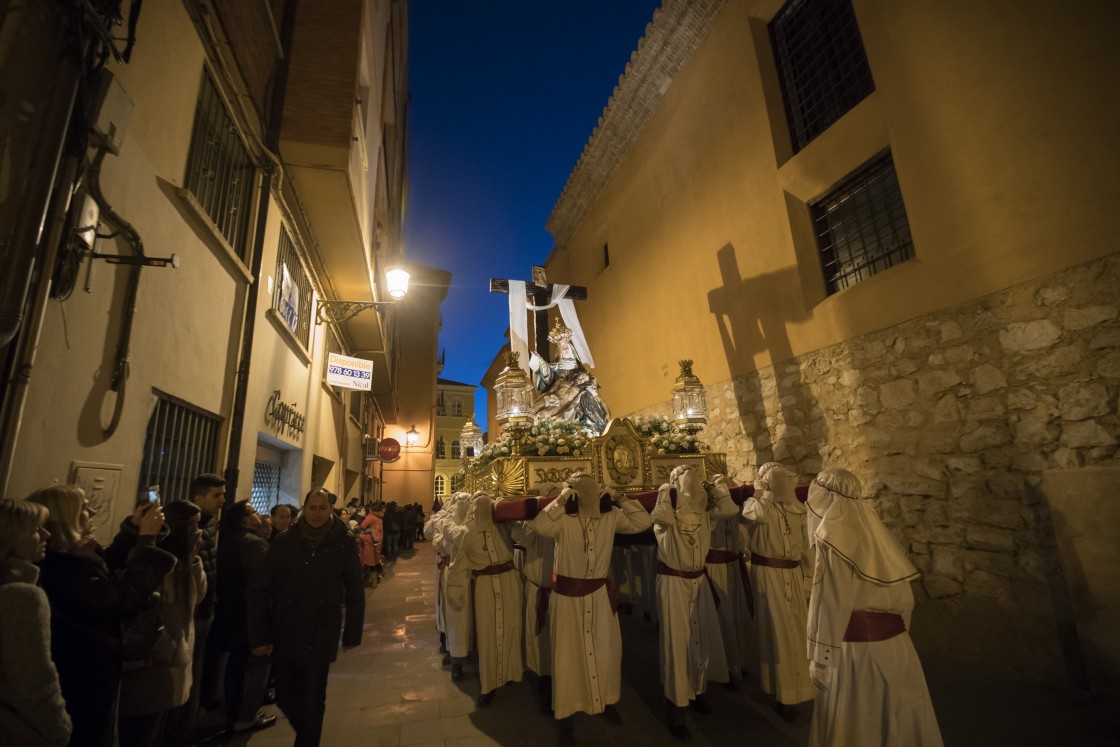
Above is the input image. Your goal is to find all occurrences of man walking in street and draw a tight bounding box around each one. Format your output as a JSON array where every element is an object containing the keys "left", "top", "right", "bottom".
[{"left": 249, "top": 488, "right": 364, "bottom": 747}]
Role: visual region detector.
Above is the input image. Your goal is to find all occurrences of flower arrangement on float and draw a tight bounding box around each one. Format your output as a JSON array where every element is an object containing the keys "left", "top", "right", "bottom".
[
  {"left": 631, "top": 414, "right": 707, "bottom": 454},
  {"left": 473, "top": 430, "right": 518, "bottom": 468},
  {"left": 527, "top": 417, "right": 593, "bottom": 458}
]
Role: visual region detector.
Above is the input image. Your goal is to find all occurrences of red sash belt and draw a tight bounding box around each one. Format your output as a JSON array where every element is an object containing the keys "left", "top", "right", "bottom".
[
  {"left": 471, "top": 560, "right": 514, "bottom": 578},
  {"left": 706, "top": 549, "right": 754, "bottom": 619},
  {"left": 437, "top": 554, "right": 450, "bottom": 570},
  {"left": 657, "top": 562, "right": 720, "bottom": 609},
  {"left": 843, "top": 610, "right": 906, "bottom": 642},
  {"left": 750, "top": 552, "right": 800, "bottom": 570},
  {"left": 552, "top": 574, "right": 619, "bottom": 615}
]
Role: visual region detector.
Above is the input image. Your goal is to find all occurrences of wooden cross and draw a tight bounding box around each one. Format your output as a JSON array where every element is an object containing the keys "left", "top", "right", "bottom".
[{"left": 490, "top": 266, "right": 587, "bottom": 363}]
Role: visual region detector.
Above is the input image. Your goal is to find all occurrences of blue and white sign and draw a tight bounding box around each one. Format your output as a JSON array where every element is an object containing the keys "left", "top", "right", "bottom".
[{"left": 326, "top": 352, "right": 373, "bottom": 391}]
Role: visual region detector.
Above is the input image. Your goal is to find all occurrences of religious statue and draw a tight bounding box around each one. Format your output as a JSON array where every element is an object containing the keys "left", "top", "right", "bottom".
[{"left": 528, "top": 319, "right": 611, "bottom": 435}]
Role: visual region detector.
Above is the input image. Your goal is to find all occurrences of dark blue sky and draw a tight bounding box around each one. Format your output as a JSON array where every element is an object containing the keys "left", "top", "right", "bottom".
[{"left": 404, "top": 2, "right": 662, "bottom": 423}]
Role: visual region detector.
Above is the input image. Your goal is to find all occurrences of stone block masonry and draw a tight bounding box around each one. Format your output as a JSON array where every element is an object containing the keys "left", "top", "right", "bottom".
[{"left": 632, "top": 252, "right": 1120, "bottom": 687}]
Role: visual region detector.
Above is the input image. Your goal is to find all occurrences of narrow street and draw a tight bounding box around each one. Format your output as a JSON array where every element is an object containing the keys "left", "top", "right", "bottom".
[{"left": 228, "top": 539, "right": 1115, "bottom": 747}]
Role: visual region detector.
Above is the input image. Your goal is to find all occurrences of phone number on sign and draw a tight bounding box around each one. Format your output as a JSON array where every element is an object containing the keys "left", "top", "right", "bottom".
[{"left": 328, "top": 365, "right": 372, "bottom": 380}]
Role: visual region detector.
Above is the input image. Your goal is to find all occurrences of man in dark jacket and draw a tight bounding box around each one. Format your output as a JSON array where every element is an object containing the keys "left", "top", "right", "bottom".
[{"left": 249, "top": 488, "right": 364, "bottom": 747}]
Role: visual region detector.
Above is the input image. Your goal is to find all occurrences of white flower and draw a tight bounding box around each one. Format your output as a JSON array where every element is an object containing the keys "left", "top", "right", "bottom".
[
  {"left": 538, "top": 448, "right": 548, "bottom": 456},
  {"left": 658, "top": 448, "right": 666, "bottom": 455},
  {"left": 573, "top": 450, "right": 581, "bottom": 457}
]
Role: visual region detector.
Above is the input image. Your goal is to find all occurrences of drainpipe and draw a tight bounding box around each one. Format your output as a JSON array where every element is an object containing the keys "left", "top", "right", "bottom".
[{"left": 222, "top": 0, "right": 298, "bottom": 498}]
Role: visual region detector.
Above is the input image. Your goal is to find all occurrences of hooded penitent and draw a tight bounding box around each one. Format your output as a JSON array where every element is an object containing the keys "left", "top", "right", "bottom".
[
  {"left": 449, "top": 492, "right": 471, "bottom": 525},
  {"left": 756, "top": 462, "right": 798, "bottom": 504},
  {"left": 468, "top": 492, "right": 496, "bottom": 528},
  {"left": 808, "top": 468, "right": 918, "bottom": 585},
  {"left": 560, "top": 471, "right": 604, "bottom": 515}
]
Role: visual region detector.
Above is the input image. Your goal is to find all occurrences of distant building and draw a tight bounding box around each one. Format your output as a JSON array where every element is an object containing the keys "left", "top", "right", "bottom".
[
  {"left": 499, "top": 0, "right": 1120, "bottom": 697},
  {"left": 433, "top": 375, "right": 479, "bottom": 502}
]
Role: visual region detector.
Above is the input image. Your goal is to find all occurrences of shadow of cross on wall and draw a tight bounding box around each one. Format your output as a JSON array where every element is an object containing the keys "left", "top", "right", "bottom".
[{"left": 706, "top": 243, "right": 823, "bottom": 473}]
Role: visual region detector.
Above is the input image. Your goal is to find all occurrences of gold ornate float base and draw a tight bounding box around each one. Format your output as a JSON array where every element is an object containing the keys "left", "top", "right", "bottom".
[{"left": 466, "top": 418, "right": 728, "bottom": 497}]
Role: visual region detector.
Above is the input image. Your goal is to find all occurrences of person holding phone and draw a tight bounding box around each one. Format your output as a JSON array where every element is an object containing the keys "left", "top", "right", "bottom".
[{"left": 30, "top": 485, "right": 174, "bottom": 747}]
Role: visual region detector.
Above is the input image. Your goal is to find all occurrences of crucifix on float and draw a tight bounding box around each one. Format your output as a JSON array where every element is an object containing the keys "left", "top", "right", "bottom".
[{"left": 489, "top": 266, "right": 588, "bottom": 365}]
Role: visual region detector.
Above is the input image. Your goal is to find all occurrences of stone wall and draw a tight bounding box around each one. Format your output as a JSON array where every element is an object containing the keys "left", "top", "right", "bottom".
[{"left": 632, "top": 252, "right": 1120, "bottom": 687}]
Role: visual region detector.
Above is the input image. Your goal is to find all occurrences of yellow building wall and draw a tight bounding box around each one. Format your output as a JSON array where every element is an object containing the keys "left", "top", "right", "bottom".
[{"left": 546, "top": 0, "right": 1120, "bottom": 416}]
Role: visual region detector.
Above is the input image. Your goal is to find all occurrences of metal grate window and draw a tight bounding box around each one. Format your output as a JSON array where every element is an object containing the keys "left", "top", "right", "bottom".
[
  {"left": 349, "top": 390, "right": 363, "bottom": 423},
  {"left": 138, "top": 391, "right": 222, "bottom": 505},
  {"left": 251, "top": 462, "right": 281, "bottom": 514},
  {"left": 184, "top": 69, "right": 257, "bottom": 262},
  {"left": 273, "top": 226, "right": 313, "bottom": 348},
  {"left": 811, "top": 151, "right": 914, "bottom": 294},
  {"left": 770, "top": 0, "right": 874, "bottom": 152}
]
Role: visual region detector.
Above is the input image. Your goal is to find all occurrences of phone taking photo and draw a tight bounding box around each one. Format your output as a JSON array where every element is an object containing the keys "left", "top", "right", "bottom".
[{"left": 147, "top": 485, "right": 160, "bottom": 505}]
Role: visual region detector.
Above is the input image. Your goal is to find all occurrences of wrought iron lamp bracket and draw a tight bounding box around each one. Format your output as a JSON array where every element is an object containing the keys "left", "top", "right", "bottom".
[{"left": 315, "top": 300, "right": 397, "bottom": 325}]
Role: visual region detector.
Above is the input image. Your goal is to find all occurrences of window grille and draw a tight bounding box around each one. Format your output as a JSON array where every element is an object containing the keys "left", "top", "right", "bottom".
[
  {"left": 434, "top": 475, "right": 445, "bottom": 496},
  {"left": 184, "top": 69, "right": 257, "bottom": 262},
  {"left": 349, "top": 390, "right": 363, "bottom": 423},
  {"left": 273, "top": 226, "right": 313, "bottom": 348},
  {"left": 811, "top": 151, "right": 914, "bottom": 294},
  {"left": 770, "top": 0, "right": 874, "bottom": 152},
  {"left": 451, "top": 440, "right": 461, "bottom": 459},
  {"left": 251, "top": 462, "right": 281, "bottom": 514},
  {"left": 138, "top": 391, "right": 222, "bottom": 505},
  {"left": 451, "top": 398, "right": 462, "bottom": 417},
  {"left": 435, "top": 437, "right": 445, "bottom": 459}
]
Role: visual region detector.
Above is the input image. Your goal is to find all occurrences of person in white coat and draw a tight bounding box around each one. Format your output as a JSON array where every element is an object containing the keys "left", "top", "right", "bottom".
[
  {"left": 703, "top": 474, "right": 754, "bottom": 690},
  {"left": 806, "top": 468, "right": 943, "bottom": 747},
  {"left": 463, "top": 492, "right": 523, "bottom": 706},
  {"left": 441, "top": 495, "right": 473, "bottom": 681},
  {"left": 651, "top": 465, "right": 737, "bottom": 739},
  {"left": 529, "top": 472, "right": 651, "bottom": 728},
  {"left": 508, "top": 510, "right": 555, "bottom": 713},
  {"left": 741, "top": 462, "right": 816, "bottom": 720}
]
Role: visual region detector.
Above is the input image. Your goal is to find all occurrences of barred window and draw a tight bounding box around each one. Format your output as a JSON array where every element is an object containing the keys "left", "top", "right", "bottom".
[
  {"left": 349, "top": 390, "right": 363, "bottom": 423},
  {"left": 138, "top": 391, "right": 222, "bottom": 504},
  {"left": 770, "top": 0, "right": 874, "bottom": 152},
  {"left": 434, "top": 475, "right": 446, "bottom": 497},
  {"left": 251, "top": 462, "right": 281, "bottom": 514},
  {"left": 273, "top": 227, "right": 313, "bottom": 348},
  {"left": 811, "top": 151, "right": 914, "bottom": 294},
  {"left": 184, "top": 70, "right": 257, "bottom": 262}
]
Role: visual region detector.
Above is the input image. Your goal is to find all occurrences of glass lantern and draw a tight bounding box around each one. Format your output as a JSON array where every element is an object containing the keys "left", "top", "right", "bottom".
[
  {"left": 494, "top": 350, "right": 534, "bottom": 433},
  {"left": 672, "top": 359, "right": 708, "bottom": 433},
  {"left": 385, "top": 266, "right": 411, "bottom": 300},
  {"left": 460, "top": 420, "right": 484, "bottom": 459},
  {"left": 405, "top": 424, "right": 420, "bottom": 447}
]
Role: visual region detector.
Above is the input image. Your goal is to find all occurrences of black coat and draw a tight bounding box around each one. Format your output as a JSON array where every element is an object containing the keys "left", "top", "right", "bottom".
[
  {"left": 248, "top": 517, "right": 364, "bottom": 665},
  {"left": 215, "top": 530, "right": 268, "bottom": 652},
  {"left": 37, "top": 534, "right": 175, "bottom": 747}
]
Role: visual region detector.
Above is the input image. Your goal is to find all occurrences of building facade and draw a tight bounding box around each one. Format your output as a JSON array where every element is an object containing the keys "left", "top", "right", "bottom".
[
  {"left": 432, "top": 376, "right": 479, "bottom": 502},
  {"left": 524, "top": 0, "right": 1119, "bottom": 695},
  {"left": 0, "top": 0, "right": 445, "bottom": 537}
]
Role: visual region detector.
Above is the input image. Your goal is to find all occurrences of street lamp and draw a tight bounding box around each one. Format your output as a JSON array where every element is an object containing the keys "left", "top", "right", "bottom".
[
  {"left": 405, "top": 425, "right": 420, "bottom": 447},
  {"left": 315, "top": 265, "right": 411, "bottom": 324},
  {"left": 671, "top": 359, "right": 708, "bottom": 434}
]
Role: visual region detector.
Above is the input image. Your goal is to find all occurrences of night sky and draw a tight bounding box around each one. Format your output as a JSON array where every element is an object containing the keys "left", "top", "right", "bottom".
[{"left": 404, "top": 2, "right": 663, "bottom": 424}]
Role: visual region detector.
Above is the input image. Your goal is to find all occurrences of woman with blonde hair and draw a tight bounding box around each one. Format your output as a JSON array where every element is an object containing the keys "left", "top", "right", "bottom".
[
  {"left": 0, "top": 498, "right": 72, "bottom": 746},
  {"left": 29, "top": 485, "right": 175, "bottom": 747}
]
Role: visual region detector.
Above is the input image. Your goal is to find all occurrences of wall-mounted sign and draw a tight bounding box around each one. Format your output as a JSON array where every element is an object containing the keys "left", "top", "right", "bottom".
[
  {"left": 279, "top": 264, "right": 300, "bottom": 334},
  {"left": 326, "top": 352, "right": 372, "bottom": 391},
  {"left": 378, "top": 437, "right": 401, "bottom": 463},
  {"left": 265, "top": 390, "right": 305, "bottom": 438}
]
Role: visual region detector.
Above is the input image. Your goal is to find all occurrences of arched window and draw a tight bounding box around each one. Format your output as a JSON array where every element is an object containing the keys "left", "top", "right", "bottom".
[
  {"left": 435, "top": 437, "right": 445, "bottom": 459},
  {"left": 451, "top": 475, "right": 464, "bottom": 492},
  {"left": 451, "top": 440, "right": 461, "bottom": 459},
  {"left": 434, "top": 475, "right": 446, "bottom": 496},
  {"left": 451, "top": 397, "right": 463, "bottom": 417}
]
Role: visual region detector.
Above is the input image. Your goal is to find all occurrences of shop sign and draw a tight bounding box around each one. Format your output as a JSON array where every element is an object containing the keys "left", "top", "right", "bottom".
[
  {"left": 326, "top": 352, "right": 373, "bottom": 391},
  {"left": 265, "top": 390, "right": 305, "bottom": 438}
]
